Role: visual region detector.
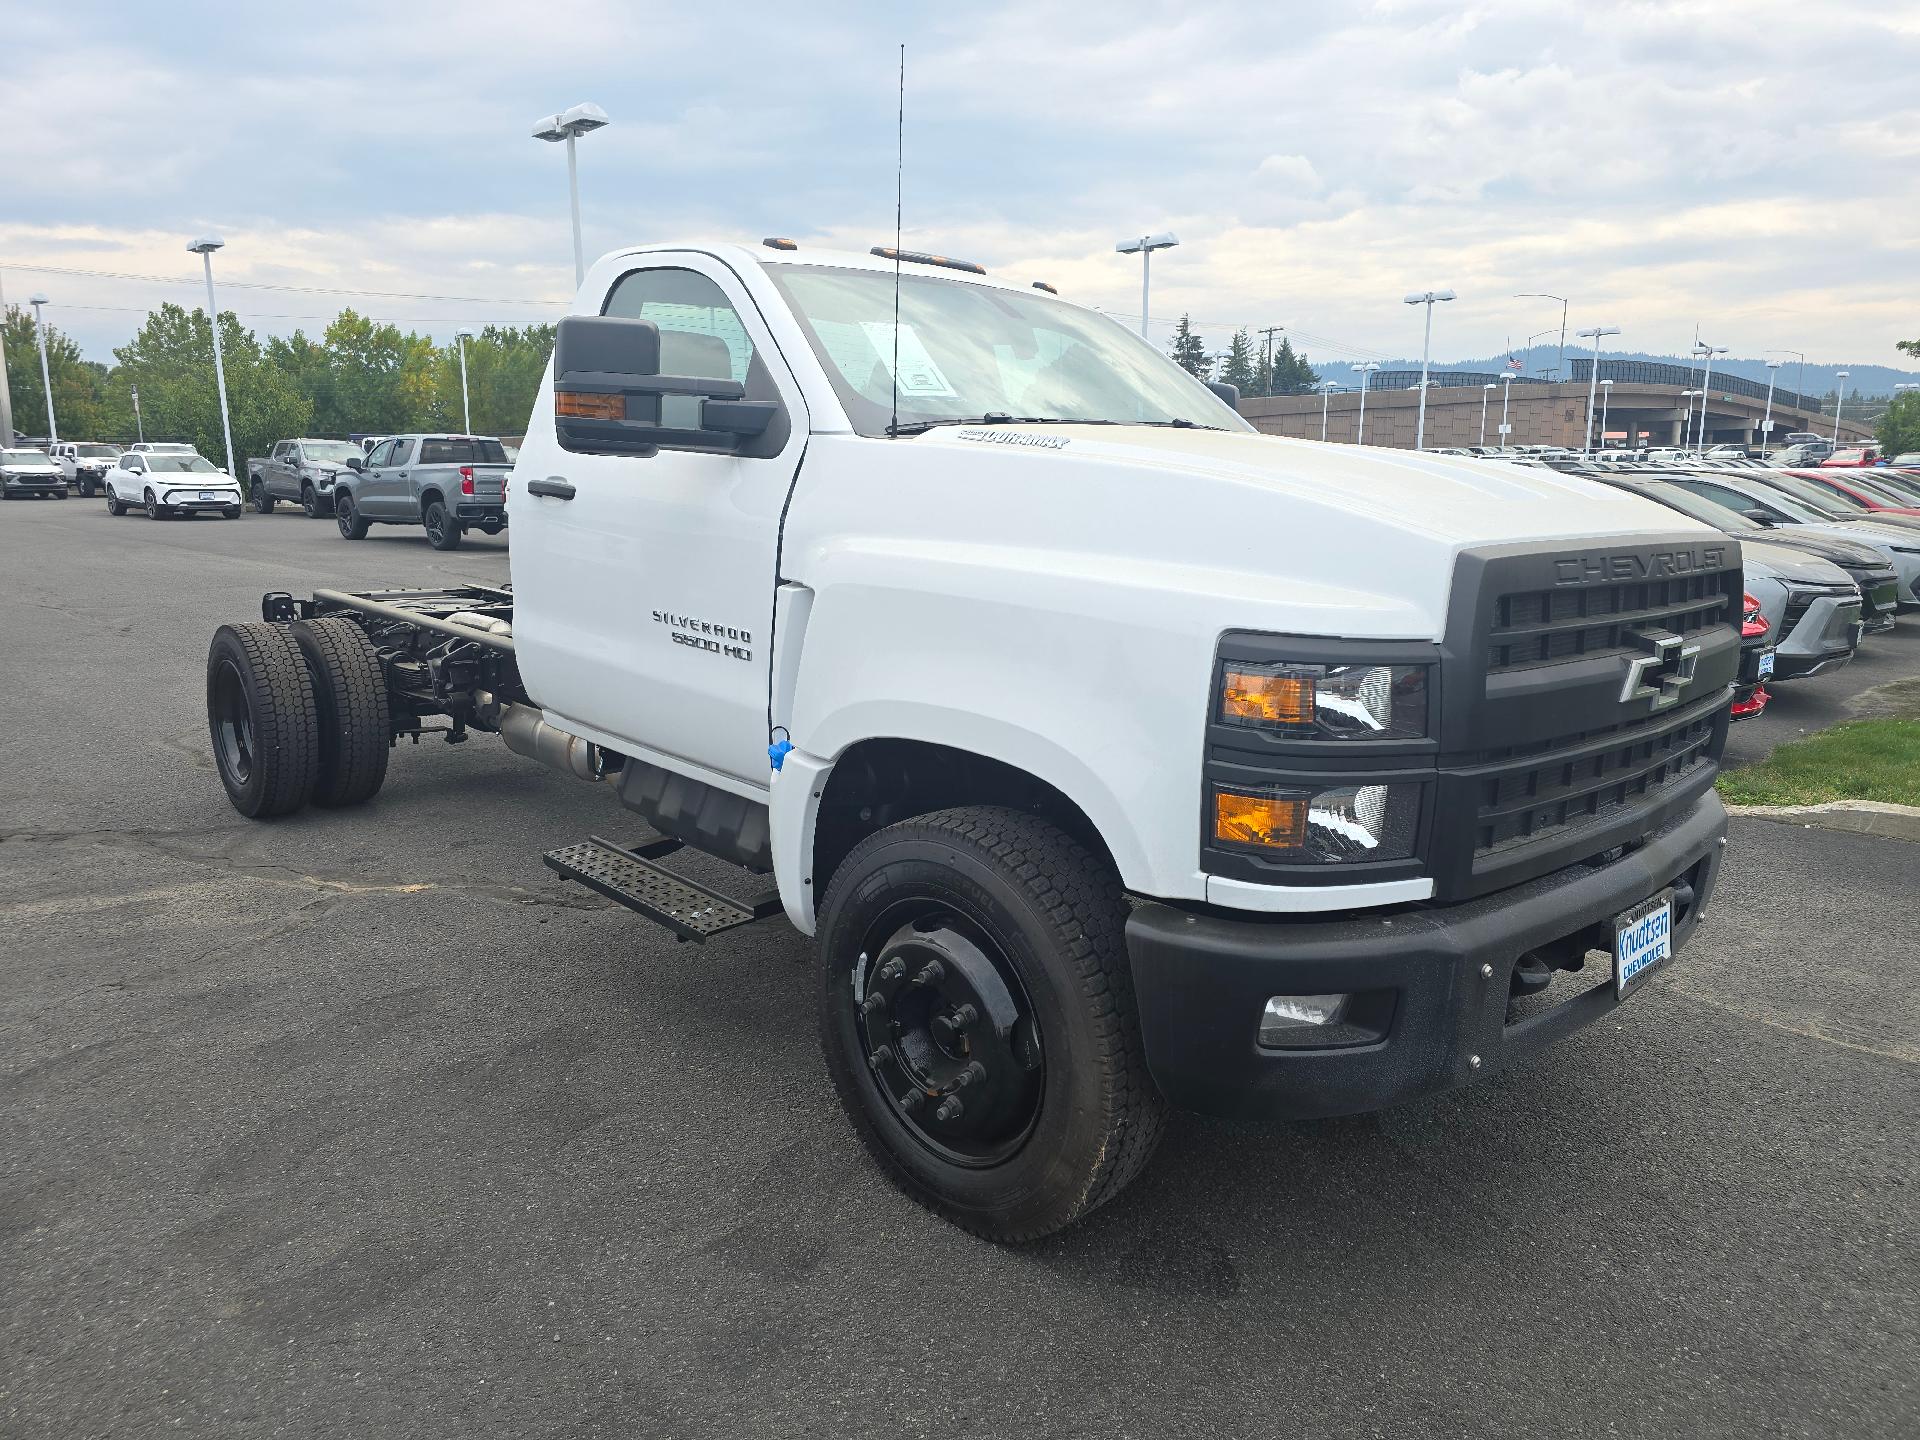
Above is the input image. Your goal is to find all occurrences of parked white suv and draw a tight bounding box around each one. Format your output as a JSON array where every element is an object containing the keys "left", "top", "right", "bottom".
[
  {"left": 48, "top": 441, "right": 123, "bottom": 495},
  {"left": 104, "top": 450, "right": 243, "bottom": 519}
]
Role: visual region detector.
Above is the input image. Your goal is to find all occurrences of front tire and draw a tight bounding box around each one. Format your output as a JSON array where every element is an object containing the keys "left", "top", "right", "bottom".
[
  {"left": 335, "top": 492, "right": 369, "bottom": 540},
  {"left": 423, "top": 499, "right": 461, "bottom": 550},
  {"left": 206, "top": 623, "right": 319, "bottom": 818},
  {"left": 144, "top": 488, "right": 169, "bottom": 520},
  {"left": 222, "top": 506, "right": 242, "bottom": 519},
  {"left": 106, "top": 490, "right": 126, "bottom": 516},
  {"left": 78, "top": 479, "right": 95, "bottom": 498},
  {"left": 817, "top": 806, "right": 1165, "bottom": 1242},
  {"left": 289, "top": 618, "right": 390, "bottom": 807},
  {"left": 252, "top": 482, "right": 275, "bottom": 514},
  {"left": 301, "top": 483, "right": 321, "bottom": 518}
]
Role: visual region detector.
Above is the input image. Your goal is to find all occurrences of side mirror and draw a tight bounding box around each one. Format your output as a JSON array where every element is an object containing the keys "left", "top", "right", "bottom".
[
  {"left": 553, "top": 314, "right": 778, "bottom": 457},
  {"left": 1206, "top": 380, "right": 1241, "bottom": 407},
  {"left": 345, "top": 455, "right": 366, "bottom": 472}
]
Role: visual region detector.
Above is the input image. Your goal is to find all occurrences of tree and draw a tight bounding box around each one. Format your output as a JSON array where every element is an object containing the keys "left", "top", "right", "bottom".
[
  {"left": 433, "top": 324, "right": 555, "bottom": 436},
  {"left": 3, "top": 306, "right": 113, "bottom": 439},
  {"left": 113, "top": 303, "right": 309, "bottom": 469},
  {"left": 1268, "top": 336, "right": 1321, "bottom": 395},
  {"left": 1898, "top": 338, "right": 1918, "bottom": 360},
  {"left": 1168, "top": 314, "right": 1209, "bottom": 377},
  {"left": 1220, "top": 329, "right": 1258, "bottom": 394},
  {"left": 1878, "top": 390, "right": 1920, "bottom": 457}
]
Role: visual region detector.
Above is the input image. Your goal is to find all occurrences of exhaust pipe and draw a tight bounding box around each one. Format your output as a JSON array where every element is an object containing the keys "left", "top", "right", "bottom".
[{"left": 497, "top": 703, "right": 603, "bottom": 782}]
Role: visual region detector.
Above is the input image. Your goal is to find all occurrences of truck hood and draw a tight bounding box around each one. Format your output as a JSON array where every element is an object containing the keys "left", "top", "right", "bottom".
[
  {"left": 1753, "top": 528, "right": 1892, "bottom": 570},
  {"left": 1743, "top": 540, "right": 1853, "bottom": 585},
  {"left": 798, "top": 425, "right": 1731, "bottom": 642}
]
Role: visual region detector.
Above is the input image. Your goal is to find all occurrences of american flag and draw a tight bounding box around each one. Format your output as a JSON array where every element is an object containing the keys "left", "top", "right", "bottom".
[{"left": 1505, "top": 356, "right": 1523, "bottom": 372}]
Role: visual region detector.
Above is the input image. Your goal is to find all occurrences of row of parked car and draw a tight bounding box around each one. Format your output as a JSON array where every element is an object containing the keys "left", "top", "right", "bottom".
[
  {"left": 1513, "top": 455, "right": 1920, "bottom": 719},
  {"left": 0, "top": 434, "right": 514, "bottom": 550}
]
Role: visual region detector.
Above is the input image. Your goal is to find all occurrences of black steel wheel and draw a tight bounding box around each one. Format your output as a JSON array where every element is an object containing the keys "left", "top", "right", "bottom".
[
  {"left": 335, "top": 491, "right": 369, "bottom": 540},
  {"left": 423, "top": 499, "right": 461, "bottom": 550},
  {"left": 206, "top": 623, "right": 319, "bottom": 818},
  {"left": 817, "top": 806, "right": 1164, "bottom": 1241},
  {"left": 289, "top": 617, "right": 390, "bottom": 807}
]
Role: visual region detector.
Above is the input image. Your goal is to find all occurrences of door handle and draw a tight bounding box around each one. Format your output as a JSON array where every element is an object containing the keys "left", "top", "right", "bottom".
[{"left": 526, "top": 477, "right": 576, "bottom": 500}]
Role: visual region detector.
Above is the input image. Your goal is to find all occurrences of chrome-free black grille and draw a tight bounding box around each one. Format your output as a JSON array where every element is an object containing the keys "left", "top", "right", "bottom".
[
  {"left": 1468, "top": 702, "right": 1720, "bottom": 856},
  {"left": 1488, "top": 569, "right": 1735, "bottom": 672}
]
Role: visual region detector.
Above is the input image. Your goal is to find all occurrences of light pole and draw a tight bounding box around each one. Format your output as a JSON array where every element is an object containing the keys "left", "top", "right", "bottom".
[
  {"left": 1523, "top": 327, "right": 1557, "bottom": 386},
  {"left": 1479, "top": 382, "right": 1495, "bottom": 446},
  {"left": 1679, "top": 390, "right": 1699, "bottom": 448},
  {"left": 188, "top": 236, "right": 237, "bottom": 479},
  {"left": 454, "top": 326, "right": 477, "bottom": 434},
  {"left": 1318, "top": 380, "right": 1339, "bottom": 441},
  {"left": 1759, "top": 359, "right": 1782, "bottom": 451},
  {"left": 1352, "top": 361, "right": 1379, "bottom": 444},
  {"left": 1403, "top": 288, "right": 1456, "bottom": 451},
  {"left": 1691, "top": 343, "right": 1727, "bottom": 450},
  {"left": 131, "top": 387, "right": 144, "bottom": 443},
  {"left": 1514, "top": 293, "right": 1568, "bottom": 379},
  {"left": 1499, "top": 371, "right": 1517, "bottom": 447},
  {"left": 1832, "top": 370, "right": 1851, "bottom": 443},
  {"left": 0, "top": 267, "right": 14, "bottom": 444},
  {"left": 1598, "top": 379, "right": 1614, "bottom": 450},
  {"left": 532, "top": 102, "right": 612, "bottom": 287},
  {"left": 28, "top": 293, "right": 56, "bottom": 442},
  {"left": 1577, "top": 324, "right": 1621, "bottom": 452},
  {"left": 1114, "top": 232, "right": 1179, "bottom": 340}
]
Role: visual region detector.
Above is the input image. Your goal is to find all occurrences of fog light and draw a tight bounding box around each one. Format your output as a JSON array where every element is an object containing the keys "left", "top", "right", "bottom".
[{"left": 1260, "top": 992, "right": 1351, "bottom": 1044}]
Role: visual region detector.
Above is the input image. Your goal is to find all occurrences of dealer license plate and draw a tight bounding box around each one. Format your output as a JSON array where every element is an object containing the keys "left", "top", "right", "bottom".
[
  {"left": 1614, "top": 890, "right": 1674, "bottom": 998},
  {"left": 199, "top": 490, "right": 217, "bottom": 500},
  {"left": 1758, "top": 651, "right": 1775, "bottom": 679}
]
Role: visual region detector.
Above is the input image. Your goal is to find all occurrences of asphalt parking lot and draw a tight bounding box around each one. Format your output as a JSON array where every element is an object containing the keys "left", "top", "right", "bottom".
[{"left": 3, "top": 497, "right": 1916, "bottom": 1439}]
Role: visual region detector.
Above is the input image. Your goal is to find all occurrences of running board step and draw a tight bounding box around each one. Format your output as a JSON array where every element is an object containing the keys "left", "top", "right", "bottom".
[{"left": 543, "top": 835, "right": 783, "bottom": 943}]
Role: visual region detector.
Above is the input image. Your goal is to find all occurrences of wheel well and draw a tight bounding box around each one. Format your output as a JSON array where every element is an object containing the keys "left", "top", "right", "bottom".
[
  {"left": 812, "top": 739, "right": 1117, "bottom": 903},
  {"left": 420, "top": 488, "right": 445, "bottom": 509}
]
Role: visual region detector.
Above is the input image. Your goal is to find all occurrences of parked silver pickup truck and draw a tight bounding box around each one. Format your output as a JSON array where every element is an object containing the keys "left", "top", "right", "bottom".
[
  {"left": 331, "top": 434, "right": 510, "bottom": 549},
  {"left": 248, "top": 438, "right": 367, "bottom": 517}
]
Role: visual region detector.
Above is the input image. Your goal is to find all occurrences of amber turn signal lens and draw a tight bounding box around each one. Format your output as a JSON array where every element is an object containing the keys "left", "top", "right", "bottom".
[
  {"left": 556, "top": 390, "right": 625, "bottom": 420},
  {"left": 1213, "top": 790, "right": 1307, "bottom": 850},
  {"left": 1221, "top": 668, "right": 1314, "bottom": 726}
]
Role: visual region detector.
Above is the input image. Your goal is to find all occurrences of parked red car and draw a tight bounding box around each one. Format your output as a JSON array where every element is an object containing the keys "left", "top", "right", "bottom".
[
  {"left": 1780, "top": 468, "right": 1920, "bottom": 517},
  {"left": 1820, "top": 447, "right": 1880, "bottom": 467}
]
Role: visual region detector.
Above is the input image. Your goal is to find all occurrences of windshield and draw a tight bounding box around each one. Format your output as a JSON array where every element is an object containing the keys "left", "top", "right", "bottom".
[
  {"left": 1733, "top": 478, "right": 1847, "bottom": 523},
  {"left": 1844, "top": 472, "right": 1920, "bottom": 507},
  {"left": 149, "top": 455, "right": 221, "bottom": 474},
  {"left": 76, "top": 444, "right": 119, "bottom": 457},
  {"left": 765, "top": 264, "right": 1249, "bottom": 437},
  {"left": 2, "top": 450, "right": 55, "bottom": 467},
  {"left": 1634, "top": 480, "right": 1760, "bottom": 532},
  {"left": 300, "top": 441, "right": 364, "bottom": 463},
  {"left": 1760, "top": 473, "right": 1862, "bottom": 516}
]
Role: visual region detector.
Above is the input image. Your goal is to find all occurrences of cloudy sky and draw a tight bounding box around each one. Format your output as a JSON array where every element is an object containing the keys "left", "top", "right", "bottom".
[{"left": 5, "top": 0, "right": 1916, "bottom": 372}]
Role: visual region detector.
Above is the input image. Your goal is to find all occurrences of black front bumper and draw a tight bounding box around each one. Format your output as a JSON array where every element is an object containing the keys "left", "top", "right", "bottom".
[{"left": 1126, "top": 792, "right": 1727, "bottom": 1121}]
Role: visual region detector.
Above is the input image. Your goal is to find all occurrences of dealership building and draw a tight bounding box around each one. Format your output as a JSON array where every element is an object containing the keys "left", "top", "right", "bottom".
[{"left": 1237, "top": 360, "right": 1875, "bottom": 451}]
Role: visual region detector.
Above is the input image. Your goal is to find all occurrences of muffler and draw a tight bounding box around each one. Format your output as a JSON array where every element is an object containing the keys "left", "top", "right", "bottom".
[{"left": 497, "top": 703, "right": 604, "bottom": 782}]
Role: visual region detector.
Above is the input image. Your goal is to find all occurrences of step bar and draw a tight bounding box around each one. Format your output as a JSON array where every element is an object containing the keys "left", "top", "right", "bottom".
[{"left": 543, "top": 835, "right": 783, "bottom": 943}]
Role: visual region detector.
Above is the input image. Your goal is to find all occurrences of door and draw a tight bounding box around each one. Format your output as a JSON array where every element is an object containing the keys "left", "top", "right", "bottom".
[
  {"left": 510, "top": 254, "right": 808, "bottom": 789},
  {"left": 114, "top": 455, "right": 145, "bottom": 500},
  {"left": 270, "top": 441, "right": 297, "bottom": 497},
  {"left": 356, "top": 439, "right": 406, "bottom": 517}
]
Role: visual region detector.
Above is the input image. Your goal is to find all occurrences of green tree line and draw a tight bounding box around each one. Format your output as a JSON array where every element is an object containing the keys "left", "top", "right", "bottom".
[
  {"left": 1167, "top": 314, "right": 1320, "bottom": 396},
  {"left": 1875, "top": 334, "right": 1920, "bottom": 455},
  {"left": 4, "top": 303, "right": 553, "bottom": 469}
]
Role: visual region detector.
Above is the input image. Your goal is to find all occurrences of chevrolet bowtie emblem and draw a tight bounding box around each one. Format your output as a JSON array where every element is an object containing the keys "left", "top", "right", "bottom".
[{"left": 1621, "top": 629, "right": 1701, "bottom": 710}]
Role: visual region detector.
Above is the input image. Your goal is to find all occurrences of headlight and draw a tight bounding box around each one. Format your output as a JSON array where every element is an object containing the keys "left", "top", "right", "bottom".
[
  {"left": 1220, "top": 661, "right": 1428, "bottom": 740},
  {"left": 1211, "top": 781, "right": 1421, "bottom": 863}
]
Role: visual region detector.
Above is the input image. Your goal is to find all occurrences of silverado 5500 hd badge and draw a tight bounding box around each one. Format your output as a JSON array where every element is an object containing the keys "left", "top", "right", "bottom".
[{"left": 654, "top": 610, "right": 752, "bottom": 661}]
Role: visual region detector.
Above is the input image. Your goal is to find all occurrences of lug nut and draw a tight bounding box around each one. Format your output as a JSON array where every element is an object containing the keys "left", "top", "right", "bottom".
[
  {"left": 868, "top": 1045, "right": 894, "bottom": 1071},
  {"left": 948, "top": 1003, "right": 979, "bottom": 1030},
  {"left": 861, "top": 991, "right": 888, "bottom": 1016},
  {"left": 911, "top": 961, "right": 946, "bottom": 988},
  {"left": 899, "top": 1089, "right": 924, "bottom": 1112},
  {"left": 953, "top": 1061, "right": 986, "bottom": 1089},
  {"left": 935, "top": 1096, "right": 964, "bottom": 1123},
  {"left": 878, "top": 958, "right": 905, "bottom": 981}
]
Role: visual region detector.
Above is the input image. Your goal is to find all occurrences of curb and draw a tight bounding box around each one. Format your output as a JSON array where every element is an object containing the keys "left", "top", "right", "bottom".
[{"left": 1727, "top": 799, "right": 1920, "bottom": 844}]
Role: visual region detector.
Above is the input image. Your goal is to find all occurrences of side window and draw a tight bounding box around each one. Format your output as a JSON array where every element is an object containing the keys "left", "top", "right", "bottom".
[
  {"left": 127, "top": 456, "right": 145, "bottom": 472},
  {"left": 365, "top": 440, "right": 395, "bottom": 467},
  {"left": 387, "top": 439, "right": 413, "bottom": 466},
  {"left": 603, "top": 267, "right": 755, "bottom": 383}
]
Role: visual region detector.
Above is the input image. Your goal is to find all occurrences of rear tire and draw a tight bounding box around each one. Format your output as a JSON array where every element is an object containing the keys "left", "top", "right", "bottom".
[
  {"left": 252, "top": 482, "right": 275, "bottom": 514},
  {"left": 206, "top": 623, "right": 319, "bottom": 818},
  {"left": 289, "top": 618, "right": 390, "bottom": 808},
  {"left": 816, "top": 806, "right": 1165, "bottom": 1242},
  {"left": 335, "top": 491, "right": 369, "bottom": 540},
  {"left": 423, "top": 499, "right": 461, "bottom": 550}
]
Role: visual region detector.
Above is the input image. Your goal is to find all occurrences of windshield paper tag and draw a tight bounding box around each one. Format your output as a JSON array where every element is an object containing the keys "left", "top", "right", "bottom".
[{"left": 859, "top": 322, "right": 958, "bottom": 397}]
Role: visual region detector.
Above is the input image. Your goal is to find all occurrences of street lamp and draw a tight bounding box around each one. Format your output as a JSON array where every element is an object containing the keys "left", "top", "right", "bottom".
[
  {"left": 454, "top": 326, "right": 477, "bottom": 434},
  {"left": 1759, "top": 359, "right": 1782, "bottom": 451},
  {"left": 1576, "top": 324, "right": 1621, "bottom": 452},
  {"left": 1832, "top": 370, "right": 1851, "bottom": 443},
  {"left": 532, "top": 102, "right": 611, "bottom": 287},
  {"left": 28, "top": 293, "right": 57, "bottom": 442},
  {"left": 1114, "top": 232, "right": 1178, "bottom": 340},
  {"left": 1499, "top": 371, "right": 1517, "bottom": 447},
  {"left": 187, "top": 236, "right": 237, "bottom": 480},
  {"left": 1514, "top": 292, "right": 1569, "bottom": 379},
  {"left": 1679, "top": 389, "right": 1700, "bottom": 449},
  {"left": 1479, "top": 382, "right": 1495, "bottom": 446},
  {"left": 1523, "top": 328, "right": 1558, "bottom": 387},
  {"left": 0, "top": 269, "right": 14, "bottom": 445},
  {"left": 131, "top": 387, "right": 144, "bottom": 443},
  {"left": 1351, "top": 361, "right": 1379, "bottom": 444},
  {"left": 1403, "top": 288, "right": 1456, "bottom": 451},
  {"left": 1598, "top": 378, "right": 1614, "bottom": 450},
  {"left": 1691, "top": 343, "right": 1727, "bottom": 450},
  {"left": 1318, "top": 380, "right": 1340, "bottom": 441}
]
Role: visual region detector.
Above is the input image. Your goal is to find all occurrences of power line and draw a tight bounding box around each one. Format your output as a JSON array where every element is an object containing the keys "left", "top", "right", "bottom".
[{"left": 0, "top": 262, "right": 568, "bottom": 307}]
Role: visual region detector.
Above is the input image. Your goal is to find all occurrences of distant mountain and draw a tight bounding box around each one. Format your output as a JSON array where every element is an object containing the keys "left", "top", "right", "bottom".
[{"left": 1374, "top": 351, "right": 1920, "bottom": 399}]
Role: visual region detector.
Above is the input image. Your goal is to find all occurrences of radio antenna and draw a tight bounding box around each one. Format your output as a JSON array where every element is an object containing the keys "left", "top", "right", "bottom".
[{"left": 889, "top": 43, "right": 904, "bottom": 438}]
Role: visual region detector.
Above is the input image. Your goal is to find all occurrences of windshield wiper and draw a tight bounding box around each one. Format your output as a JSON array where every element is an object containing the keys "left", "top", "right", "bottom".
[
  {"left": 887, "top": 414, "right": 1122, "bottom": 438},
  {"left": 1135, "top": 418, "right": 1227, "bottom": 430}
]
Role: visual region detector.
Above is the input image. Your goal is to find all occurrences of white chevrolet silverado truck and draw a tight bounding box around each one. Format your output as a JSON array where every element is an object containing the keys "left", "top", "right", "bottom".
[{"left": 203, "top": 241, "right": 1740, "bottom": 1239}]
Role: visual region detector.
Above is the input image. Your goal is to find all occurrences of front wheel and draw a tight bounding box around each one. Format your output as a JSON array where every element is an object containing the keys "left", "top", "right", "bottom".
[
  {"left": 423, "top": 499, "right": 461, "bottom": 550},
  {"left": 301, "top": 483, "right": 322, "bottom": 518},
  {"left": 335, "top": 492, "right": 369, "bottom": 540},
  {"left": 816, "top": 806, "right": 1165, "bottom": 1242},
  {"left": 252, "top": 482, "right": 275, "bottom": 514},
  {"left": 78, "top": 479, "right": 95, "bottom": 497},
  {"left": 222, "top": 506, "right": 243, "bottom": 519},
  {"left": 144, "top": 488, "right": 169, "bottom": 520},
  {"left": 106, "top": 490, "right": 126, "bottom": 516}
]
